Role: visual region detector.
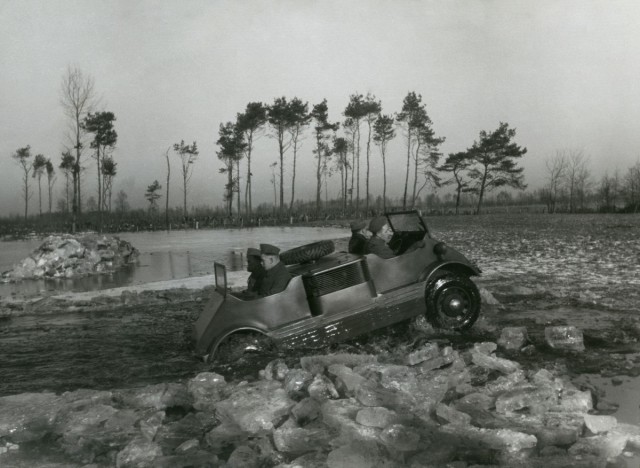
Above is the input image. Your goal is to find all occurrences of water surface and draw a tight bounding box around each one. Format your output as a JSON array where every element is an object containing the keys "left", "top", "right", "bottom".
[{"left": 0, "top": 226, "right": 348, "bottom": 297}]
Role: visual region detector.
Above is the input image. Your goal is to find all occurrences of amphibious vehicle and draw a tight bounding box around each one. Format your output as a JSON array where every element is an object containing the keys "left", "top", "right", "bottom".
[{"left": 193, "top": 210, "right": 481, "bottom": 361}]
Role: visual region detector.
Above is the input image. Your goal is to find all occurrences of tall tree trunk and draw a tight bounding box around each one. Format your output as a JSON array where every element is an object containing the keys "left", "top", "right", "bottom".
[
  {"left": 183, "top": 168, "right": 187, "bottom": 217},
  {"left": 315, "top": 136, "right": 322, "bottom": 213},
  {"left": 278, "top": 130, "right": 284, "bottom": 214},
  {"left": 37, "top": 176, "right": 42, "bottom": 216},
  {"left": 382, "top": 151, "right": 387, "bottom": 212},
  {"left": 365, "top": 121, "right": 372, "bottom": 214},
  {"left": 245, "top": 133, "right": 253, "bottom": 217},
  {"left": 236, "top": 159, "right": 241, "bottom": 218},
  {"left": 65, "top": 174, "right": 70, "bottom": 213},
  {"left": 76, "top": 170, "right": 82, "bottom": 217},
  {"left": 411, "top": 140, "right": 422, "bottom": 208},
  {"left": 355, "top": 125, "right": 360, "bottom": 212},
  {"left": 165, "top": 148, "right": 170, "bottom": 229},
  {"left": 96, "top": 148, "right": 102, "bottom": 217},
  {"left": 227, "top": 162, "right": 234, "bottom": 216},
  {"left": 402, "top": 129, "right": 412, "bottom": 210},
  {"left": 475, "top": 166, "right": 488, "bottom": 215},
  {"left": 73, "top": 120, "right": 81, "bottom": 221},
  {"left": 48, "top": 179, "right": 53, "bottom": 214},
  {"left": 343, "top": 165, "right": 348, "bottom": 211},
  {"left": 290, "top": 129, "right": 299, "bottom": 213},
  {"left": 350, "top": 142, "right": 355, "bottom": 210},
  {"left": 23, "top": 174, "right": 28, "bottom": 221}
]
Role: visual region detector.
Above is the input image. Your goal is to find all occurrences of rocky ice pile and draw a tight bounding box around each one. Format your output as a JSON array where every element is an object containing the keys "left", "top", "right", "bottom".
[
  {"left": 2, "top": 339, "right": 639, "bottom": 467},
  {"left": 1, "top": 234, "right": 138, "bottom": 281}
]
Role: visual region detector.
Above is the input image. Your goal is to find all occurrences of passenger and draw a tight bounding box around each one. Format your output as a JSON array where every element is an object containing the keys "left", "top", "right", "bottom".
[
  {"left": 257, "top": 243, "right": 292, "bottom": 296},
  {"left": 246, "top": 247, "right": 265, "bottom": 293},
  {"left": 365, "top": 216, "right": 396, "bottom": 259},
  {"left": 348, "top": 220, "right": 369, "bottom": 255}
]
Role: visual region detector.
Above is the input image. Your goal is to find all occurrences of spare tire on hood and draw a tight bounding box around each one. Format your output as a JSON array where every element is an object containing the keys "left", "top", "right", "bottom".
[{"left": 280, "top": 240, "right": 335, "bottom": 265}]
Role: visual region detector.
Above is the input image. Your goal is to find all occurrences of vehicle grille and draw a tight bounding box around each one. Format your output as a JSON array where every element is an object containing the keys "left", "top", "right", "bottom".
[{"left": 303, "top": 261, "right": 368, "bottom": 297}]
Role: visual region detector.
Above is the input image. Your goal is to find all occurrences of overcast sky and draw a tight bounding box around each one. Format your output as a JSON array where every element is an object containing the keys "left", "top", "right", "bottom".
[{"left": 2, "top": 0, "right": 640, "bottom": 216}]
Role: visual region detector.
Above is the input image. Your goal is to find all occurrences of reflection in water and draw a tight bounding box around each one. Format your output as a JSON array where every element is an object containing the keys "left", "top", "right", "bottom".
[{"left": 0, "top": 226, "right": 348, "bottom": 297}]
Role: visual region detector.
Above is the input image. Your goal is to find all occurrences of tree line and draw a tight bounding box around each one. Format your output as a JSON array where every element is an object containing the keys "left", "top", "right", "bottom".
[
  {"left": 214, "top": 92, "right": 528, "bottom": 220},
  {"left": 539, "top": 149, "right": 640, "bottom": 213},
  {"left": 8, "top": 65, "right": 640, "bottom": 233}
]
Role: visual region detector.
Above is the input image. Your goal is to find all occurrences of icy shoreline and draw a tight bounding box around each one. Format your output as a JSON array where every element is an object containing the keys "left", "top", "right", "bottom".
[{"left": 0, "top": 271, "right": 248, "bottom": 317}]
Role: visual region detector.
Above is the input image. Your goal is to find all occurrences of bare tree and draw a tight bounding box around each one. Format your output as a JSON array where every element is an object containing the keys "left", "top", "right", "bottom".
[
  {"left": 623, "top": 161, "right": 640, "bottom": 212},
  {"left": 543, "top": 151, "right": 567, "bottom": 213},
  {"left": 563, "top": 149, "right": 589, "bottom": 212},
  {"left": 115, "top": 190, "right": 129, "bottom": 214},
  {"left": 576, "top": 162, "right": 592, "bottom": 211},
  {"left": 12, "top": 146, "right": 32, "bottom": 220},
  {"left": 598, "top": 170, "right": 620, "bottom": 212},
  {"left": 60, "top": 66, "right": 97, "bottom": 227}
]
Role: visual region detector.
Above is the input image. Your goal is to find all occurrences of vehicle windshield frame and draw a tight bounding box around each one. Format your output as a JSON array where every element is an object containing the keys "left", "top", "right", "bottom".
[
  {"left": 214, "top": 262, "right": 228, "bottom": 297},
  {"left": 385, "top": 210, "right": 429, "bottom": 235}
]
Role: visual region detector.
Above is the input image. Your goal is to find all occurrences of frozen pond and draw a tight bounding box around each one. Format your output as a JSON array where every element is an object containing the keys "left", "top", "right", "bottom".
[{"left": 0, "top": 226, "right": 348, "bottom": 297}]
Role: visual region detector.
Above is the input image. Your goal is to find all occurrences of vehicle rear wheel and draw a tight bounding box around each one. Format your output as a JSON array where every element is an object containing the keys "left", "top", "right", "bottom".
[
  {"left": 212, "top": 332, "right": 276, "bottom": 363},
  {"left": 425, "top": 272, "right": 480, "bottom": 331},
  {"left": 280, "top": 240, "right": 335, "bottom": 265}
]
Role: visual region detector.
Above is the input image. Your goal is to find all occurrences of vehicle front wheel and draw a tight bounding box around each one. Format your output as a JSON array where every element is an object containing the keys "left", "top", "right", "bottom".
[{"left": 425, "top": 273, "right": 480, "bottom": 331}]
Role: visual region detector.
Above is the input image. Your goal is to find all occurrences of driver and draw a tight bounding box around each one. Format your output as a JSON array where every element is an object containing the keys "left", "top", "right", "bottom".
[
  {"left": 348, "top": 220, "right": 369, "bottom": 255},
  {"left": 257, "top": 243, "right": 292, "bottom": 296},
  {"left": 365, "top": 216, "right": 396, "bottom": 259},
  {"left": 246, "top": 247, "right": 265, "bottom": 293}
]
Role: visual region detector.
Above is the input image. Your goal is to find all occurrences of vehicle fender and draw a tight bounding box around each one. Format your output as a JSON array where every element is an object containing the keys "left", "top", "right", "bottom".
[
  {"left": 419, "top": 260, "right": 481, "bottom": 284},
  {"left": 207, "top": 326, "right": 271, "bottom": 361}
]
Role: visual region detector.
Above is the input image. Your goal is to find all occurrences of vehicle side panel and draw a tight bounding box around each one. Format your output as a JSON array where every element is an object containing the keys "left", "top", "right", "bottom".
[
  {"left": 366, "top": 239, "right": 439, "bottom": 292},
  {"left": 271, "top": 281, "right": 426, "bottom": 349},
  {"left": 194, "top": 275, "right": 311, "bottom": 355}
]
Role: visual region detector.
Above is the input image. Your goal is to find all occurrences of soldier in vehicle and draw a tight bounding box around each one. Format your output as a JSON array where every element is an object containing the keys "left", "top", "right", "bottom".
[
  {"left": 258, "top": 243, "right": 292, "bottom": 296},
  {"left": 365, "top": 216, "right": 396, "bottom": 259},
  {"left": 348, "top": 220, "right": 369, "bottom": 255},
  {"left": 246, "top": 247, "right": 265, "bottom": 293}
]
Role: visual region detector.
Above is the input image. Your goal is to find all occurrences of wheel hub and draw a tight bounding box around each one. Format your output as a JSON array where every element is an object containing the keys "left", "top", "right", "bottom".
[{"left": 442, "top": 290, "right": 467, "bottom": 317}]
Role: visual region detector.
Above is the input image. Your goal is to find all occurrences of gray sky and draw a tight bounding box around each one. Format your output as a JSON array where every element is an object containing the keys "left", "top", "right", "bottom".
[{"left": 2, "top": 0, "right": 640, "bottom": 216}]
